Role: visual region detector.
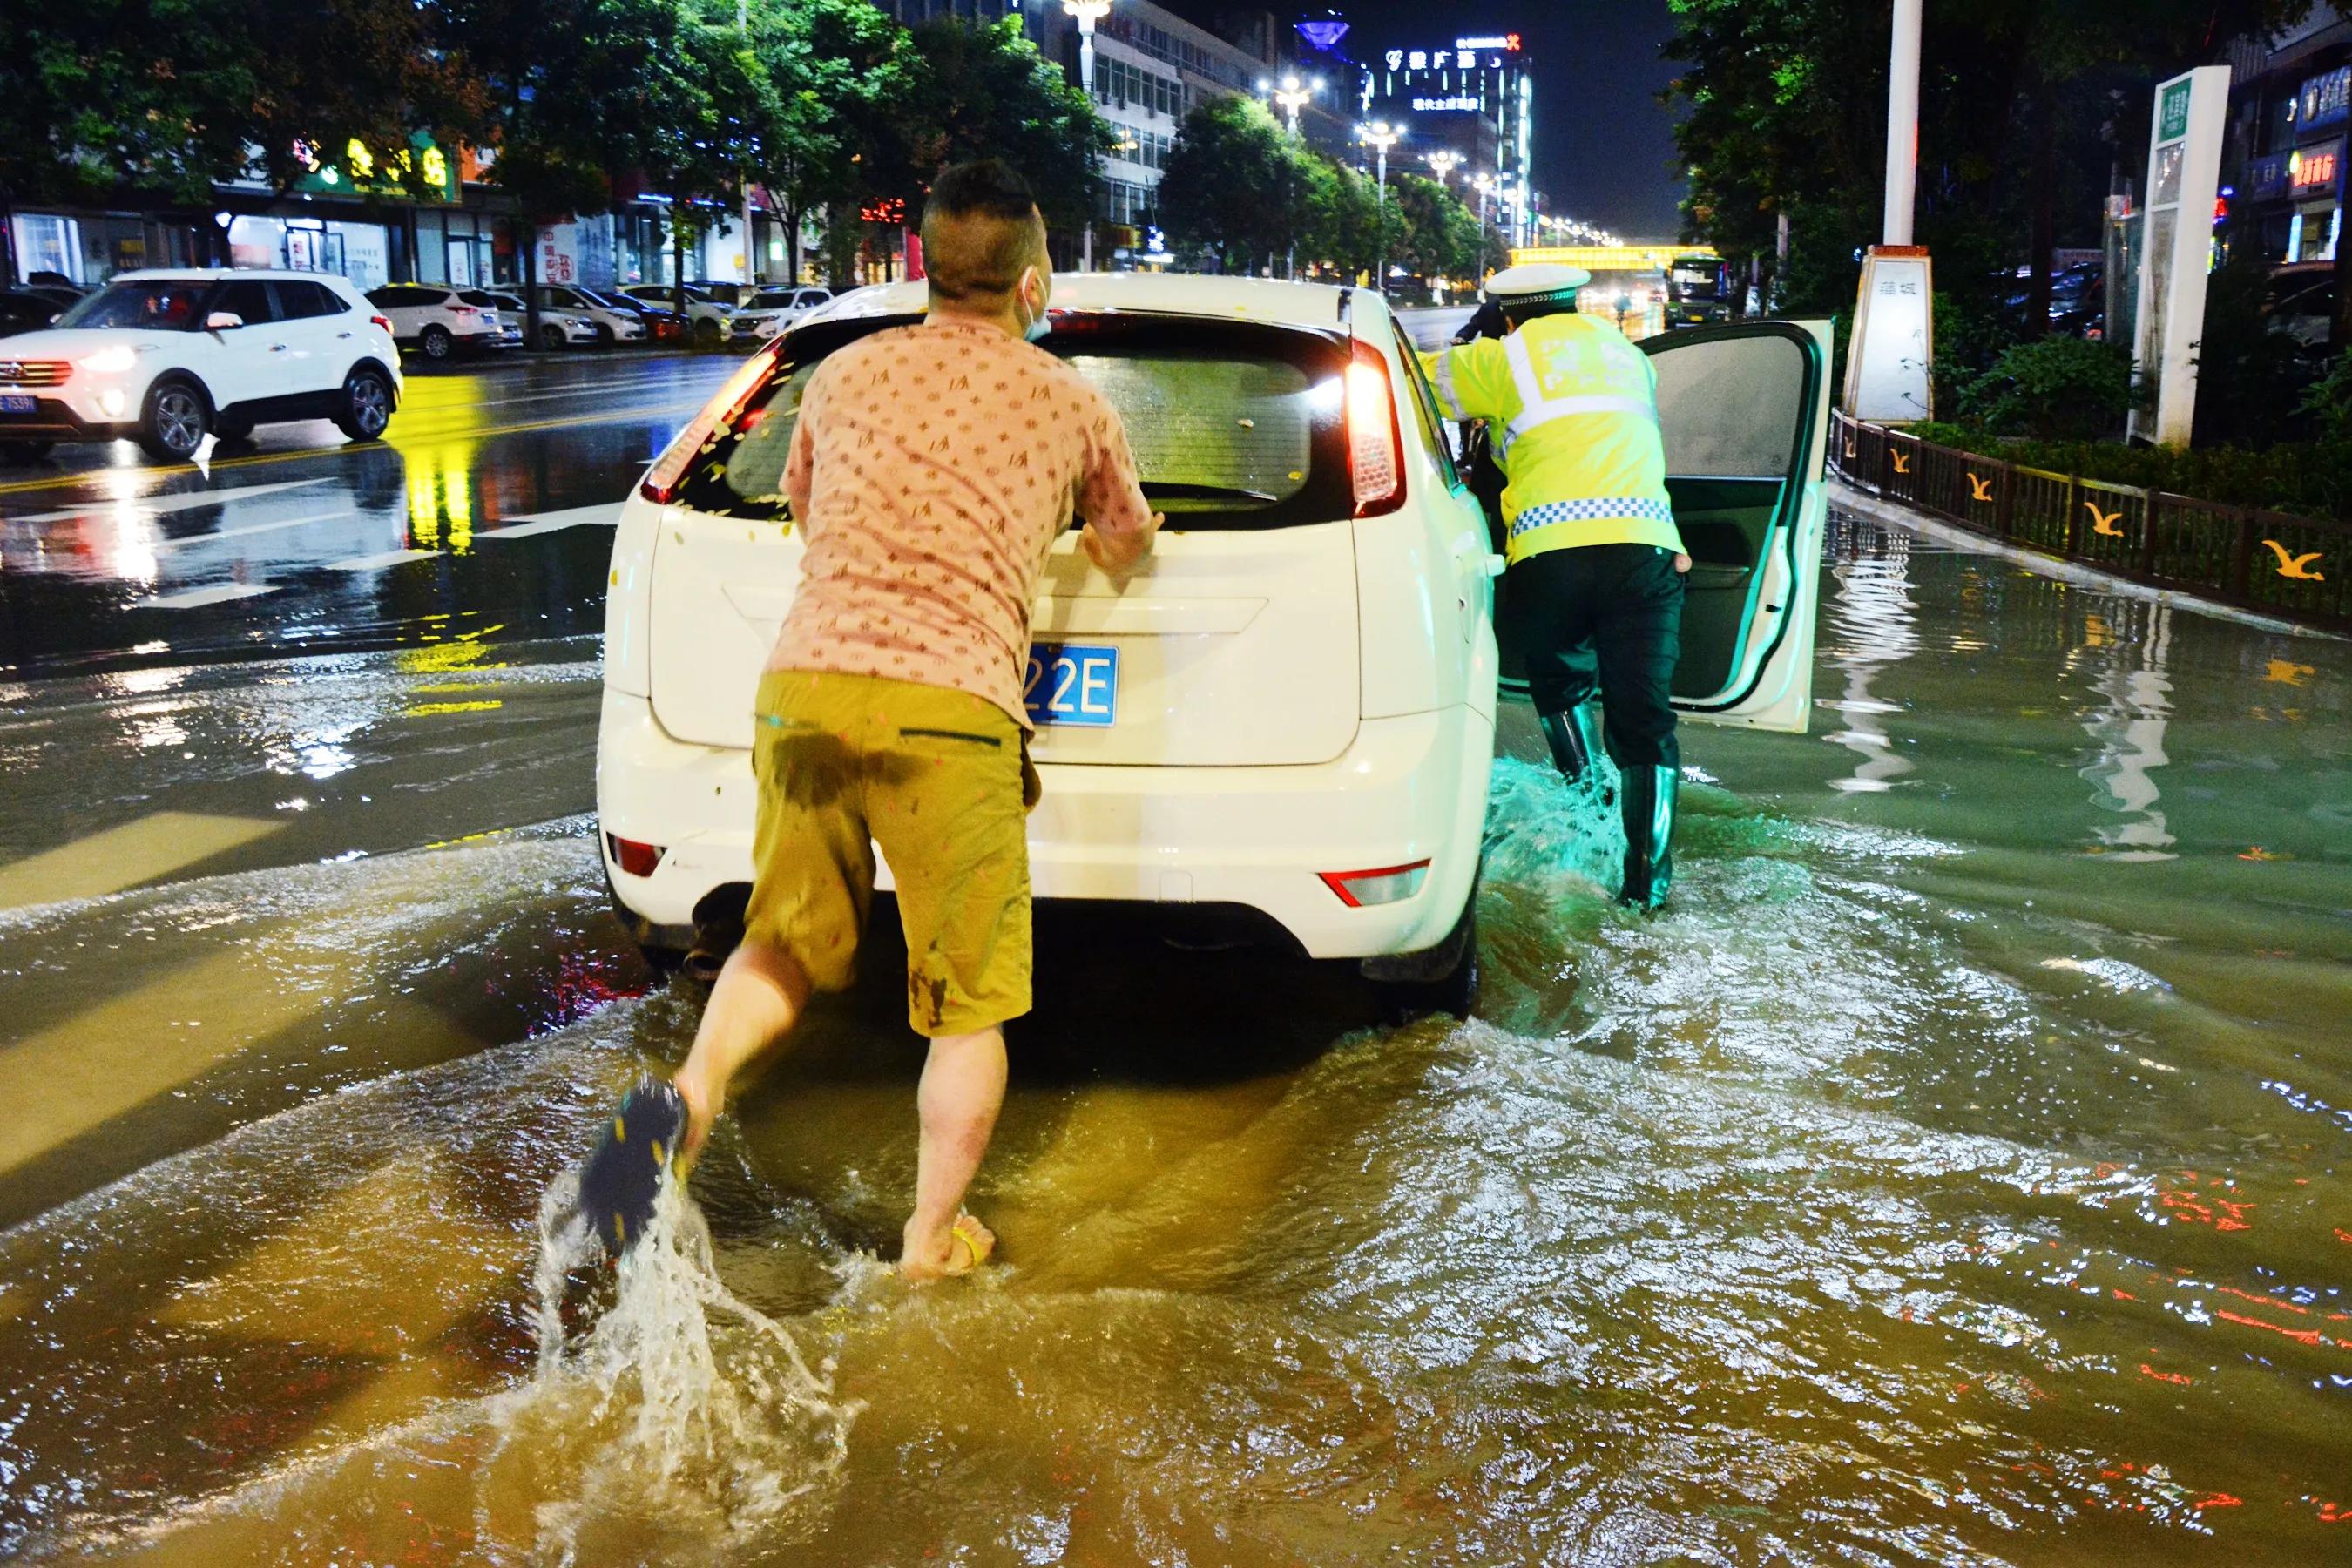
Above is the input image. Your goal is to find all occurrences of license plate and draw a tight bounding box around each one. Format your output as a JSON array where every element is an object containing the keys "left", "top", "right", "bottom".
[
  {"left": 1024, "top": 642, "right": 1118, "bottom": 727},
  {"left": 0, "top": 395, "right": 35, "bottom": 415}
]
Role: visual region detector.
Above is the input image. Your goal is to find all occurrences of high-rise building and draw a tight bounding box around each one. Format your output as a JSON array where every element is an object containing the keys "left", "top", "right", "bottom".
[{"left": 1358, "top": 31, "right": 1537, "bottom": 247}]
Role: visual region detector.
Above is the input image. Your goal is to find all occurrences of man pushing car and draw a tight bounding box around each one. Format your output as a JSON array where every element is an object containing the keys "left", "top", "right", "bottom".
[{"left": 669, "top": 160, "right": 1160, "bottom": 1279}]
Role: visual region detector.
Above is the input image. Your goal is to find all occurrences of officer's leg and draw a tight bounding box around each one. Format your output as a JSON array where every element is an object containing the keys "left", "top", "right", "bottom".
[
  {"left": 1592, "top": 546, "right": 1686, "bottom": 909},
  {"left": 1510, "top": 551, "right": 1605, "bottom": 785}
]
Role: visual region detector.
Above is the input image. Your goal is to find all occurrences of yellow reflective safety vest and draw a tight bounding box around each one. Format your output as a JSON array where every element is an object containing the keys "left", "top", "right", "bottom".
[{"left": 1422, "top": 313, "right": 1683, "bottom": 564}]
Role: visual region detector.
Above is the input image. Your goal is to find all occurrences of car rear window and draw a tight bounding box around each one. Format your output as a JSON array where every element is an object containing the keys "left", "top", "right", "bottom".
[
  {"left": 458, "top": 290, "right": 502, "bottom": 308},
  {"left": 666, "top": 314, "right": 1354, "bottom": 531}
]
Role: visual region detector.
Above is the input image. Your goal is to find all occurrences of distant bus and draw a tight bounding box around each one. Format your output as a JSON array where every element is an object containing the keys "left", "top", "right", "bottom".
[{"left": 1666, "top": 254, "right": 1731, "bottom": 328}]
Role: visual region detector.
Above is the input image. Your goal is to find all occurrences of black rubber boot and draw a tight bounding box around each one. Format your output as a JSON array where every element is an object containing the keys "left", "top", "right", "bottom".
[
  {"left": 1619, "top": 764, "right": 1678, "bottom": 910},
  {"left": 1538, "top": 705, "right": 1605, "bottom": 785}
]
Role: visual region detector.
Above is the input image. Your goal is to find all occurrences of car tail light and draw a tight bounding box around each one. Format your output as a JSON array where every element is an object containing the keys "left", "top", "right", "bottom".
[
  {"left": 1347, "top": 340, "right": 1406, "bottom": 517},
  {"left": 450, "top": 305, "right": 480, "bottom": 320},
  {"left": 370, "top": 314, "right": 395, "bottom": 336},
  {"left": 1319, "top": 859, "right": 1430, "bottom": 908},
  {"left": 607, "top": 834, "right": 666, "bottom": 878},
  {"left": 639, "top": 347, "right": 779, "bottom": 504}
]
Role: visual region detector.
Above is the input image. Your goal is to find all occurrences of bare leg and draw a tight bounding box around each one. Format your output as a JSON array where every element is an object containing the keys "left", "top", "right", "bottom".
[
  {"left": 900, "top": 1026, "right": 1007, "bottom": 1281},
  {"left": 673, "top": 940, "right": 813, "bottom": 1161}
]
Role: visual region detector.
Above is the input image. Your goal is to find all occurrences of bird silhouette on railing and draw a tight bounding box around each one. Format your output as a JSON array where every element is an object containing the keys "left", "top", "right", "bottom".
[
  {"left": 2262, "top": 539, "right": 2325, "bottom": 581},
  {"left": 1968, "top": 472, "right": 1992, "bottom": 502},
  {"left": 1890, "top": 451, "right": 1910, "bottom": 474},
  {"left": 2085, "top": 501, "right": 2125, "bottom": 537}
]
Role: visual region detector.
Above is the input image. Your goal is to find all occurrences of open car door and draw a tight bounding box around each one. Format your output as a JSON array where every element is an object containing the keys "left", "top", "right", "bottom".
[{"left": 1497, "top": 319, "right": 1830, "bottom": 733}]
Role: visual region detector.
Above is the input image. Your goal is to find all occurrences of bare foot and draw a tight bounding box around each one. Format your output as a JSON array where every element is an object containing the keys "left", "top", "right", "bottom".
[{"left": 901, "top": 1213, "right": 994, "bottom": 1282}]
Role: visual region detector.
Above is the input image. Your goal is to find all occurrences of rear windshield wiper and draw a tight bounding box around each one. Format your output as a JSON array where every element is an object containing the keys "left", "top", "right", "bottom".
[{"left": 1140, "top": 481, "right": 1280, "bottom": 504}]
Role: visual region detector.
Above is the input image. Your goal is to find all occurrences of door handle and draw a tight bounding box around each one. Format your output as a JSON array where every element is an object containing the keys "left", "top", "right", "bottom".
[
  {"left": 336, "top": 331, "right": 354, "bottom": 340},
  {"left": 269, "top": 343, "right": 289, "bottom": 352}
]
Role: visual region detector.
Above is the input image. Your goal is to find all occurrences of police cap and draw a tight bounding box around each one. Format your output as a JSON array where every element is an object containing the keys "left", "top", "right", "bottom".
[{"left": 1484, "top": 262, "right": 1591, "bottom": 311}]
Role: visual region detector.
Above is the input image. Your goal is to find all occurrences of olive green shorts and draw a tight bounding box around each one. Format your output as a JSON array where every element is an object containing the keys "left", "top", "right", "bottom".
[{"left": 742, "top": 669, "right": 1035, "bottom": 1037}]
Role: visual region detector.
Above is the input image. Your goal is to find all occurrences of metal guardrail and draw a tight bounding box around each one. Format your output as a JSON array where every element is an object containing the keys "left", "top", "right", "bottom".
[{"left": 1829, "top": 409, "right": 2352, "bottom": 634}]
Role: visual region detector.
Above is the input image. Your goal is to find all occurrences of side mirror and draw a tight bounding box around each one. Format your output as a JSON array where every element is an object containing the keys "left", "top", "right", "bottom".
[{"left": 205, "top": 311, "right": 245, "bottom": 331}]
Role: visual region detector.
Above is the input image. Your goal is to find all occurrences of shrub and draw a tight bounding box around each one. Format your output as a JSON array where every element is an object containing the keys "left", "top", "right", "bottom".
[{"left": 1957, "top": 336, "right": 2139, "bottom": 441}]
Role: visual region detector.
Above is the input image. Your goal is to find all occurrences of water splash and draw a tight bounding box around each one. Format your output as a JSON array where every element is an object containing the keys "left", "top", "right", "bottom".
[{"left": 498, "top": 1166, "right": 859, "bottom": 1557}]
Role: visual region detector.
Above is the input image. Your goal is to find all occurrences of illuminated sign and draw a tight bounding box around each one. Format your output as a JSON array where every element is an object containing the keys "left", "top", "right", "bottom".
[
  {"left": 2291, "top": 139, "right": 2343, "bottom": 193},
  {"left": 2247, "top": 151, "right": 2290, "bottom": 200},
  {"left": 1412, "top": 96, "right": 1482, "bottom": 112},
  {"left": 1455, "top": 34, "right": 1520, "bottom": 51},
  {"left": 290, "top": 133, "right": 456, "bottom": 203},
  {"left": 2301, "top": 64, "right": 2351, "bottom": 132},
  {"left": 859, "top": 197, "right": 908, "bottom": 224}
]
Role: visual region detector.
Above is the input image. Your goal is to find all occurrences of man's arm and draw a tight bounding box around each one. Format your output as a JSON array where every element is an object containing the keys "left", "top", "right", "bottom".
[
  {"left": 1419, "top": 336, "right": 1510, "bottom": 423},
  {"left": 1078, "top": 403, "right": 1160, "bottom": 578}
]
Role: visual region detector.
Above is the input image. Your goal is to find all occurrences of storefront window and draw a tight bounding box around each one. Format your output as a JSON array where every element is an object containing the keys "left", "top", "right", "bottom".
[{"left": 11, "top": 214, "right": 83, "bottom": 285}]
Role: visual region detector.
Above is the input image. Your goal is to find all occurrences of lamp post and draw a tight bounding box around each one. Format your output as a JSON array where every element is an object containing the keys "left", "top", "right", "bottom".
[
  {"left": 1360, "top": 120, "right": 1400, "bottom": 292},
  {"left": 1067, "top": 0, "right": 1113, "bottom": 271},
  {"left": 1259, "top": 72, "right": 1321, "bottom": 138},
  {"left": 739, "top": 0, "right": 756, "bottom": 286},
  {"left": 1426, "top": 151, "right": 1462, "bottom": 186}
]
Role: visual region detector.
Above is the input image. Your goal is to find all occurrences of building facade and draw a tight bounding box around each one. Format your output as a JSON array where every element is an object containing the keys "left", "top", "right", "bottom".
[
  {"left": 1359, "top": 30, "right": 1536, "bottom": 248},
  {"left": 2224, "top": 8, "right": 2352, "bottom": 264}
]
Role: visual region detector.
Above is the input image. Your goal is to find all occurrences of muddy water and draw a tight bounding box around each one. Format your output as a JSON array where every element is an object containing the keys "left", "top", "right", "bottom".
[{"left": 0, "top": 510, "right": 2348, "bottom": 1563}]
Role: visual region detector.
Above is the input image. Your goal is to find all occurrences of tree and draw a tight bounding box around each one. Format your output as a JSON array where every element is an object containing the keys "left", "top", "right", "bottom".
[
  {"left": 1159, "top": 95, "right": 1299, "bottom": 273},
  {"left": 894, "top": 16, "right": 1112, "bottom": 233},
  {"left": 748, "top": 0, "right": 913, "bottom": 284}
]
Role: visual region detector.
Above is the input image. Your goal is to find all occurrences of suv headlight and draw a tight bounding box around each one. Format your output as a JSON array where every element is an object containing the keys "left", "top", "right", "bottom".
[{"left": 79, "top": 344, "right": 142, "bottom": 375}]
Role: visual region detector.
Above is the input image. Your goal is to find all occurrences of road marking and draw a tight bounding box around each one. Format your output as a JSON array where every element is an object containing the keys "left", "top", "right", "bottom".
[
  {"left": 325, "top": 548, "right": 439, "bottom": 571},
  {"left": 0, "top": 398, "right": 708, "bottom": 497},
  {"left": 148, "top": 509, "right": 354, "bottom": 551},
  {"left": 0, "top": 810, "right": 286, "bottom": 910},
  {"left": 483, "top": 502, "right": 623, "bottom": 539},
  {"left": 135, "top": 583, "right": 280, "bottom": 610},
  {"left": 3, "top": 477, "right": 337, "bottom": 526}
]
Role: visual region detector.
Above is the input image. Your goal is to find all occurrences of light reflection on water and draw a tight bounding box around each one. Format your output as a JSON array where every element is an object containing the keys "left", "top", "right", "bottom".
[{"left": 0, "top": 511, "right": 2344, "bottom": 1561}]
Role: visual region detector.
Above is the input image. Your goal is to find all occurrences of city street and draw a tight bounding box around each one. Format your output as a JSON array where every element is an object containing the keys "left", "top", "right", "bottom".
[{"left": 0, "top": 315, "right": 2347, "bottom": 1559}]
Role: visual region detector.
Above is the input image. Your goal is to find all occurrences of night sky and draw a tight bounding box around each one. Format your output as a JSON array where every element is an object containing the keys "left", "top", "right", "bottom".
[{"left": 1171, "top": 2, "right": 1691, "bottom": 238}]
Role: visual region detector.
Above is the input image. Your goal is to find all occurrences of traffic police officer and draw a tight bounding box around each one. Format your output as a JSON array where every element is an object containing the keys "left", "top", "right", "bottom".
[{"left": 1424, "top": 263, "right": 1688, "bottom": 909}]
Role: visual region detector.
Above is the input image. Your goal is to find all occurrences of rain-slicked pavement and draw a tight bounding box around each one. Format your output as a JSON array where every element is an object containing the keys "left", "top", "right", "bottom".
[{"left": 0, "top": 334, "right": 2348, "bottom": 1563}]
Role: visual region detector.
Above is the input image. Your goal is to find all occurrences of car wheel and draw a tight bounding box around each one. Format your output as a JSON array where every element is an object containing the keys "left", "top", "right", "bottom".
[
  {"left": 1367, "top": 892, "right": 1479, "bottom": 1026},
  {"left": 137, "top": 378, "right": 211, "bottom": 463},
  {"left": 335, "top": 366, "right": 395, "bottom": 443},
  {"left": 420, "top": 324, "right": 454, "bottom": 361},
  {"left": 594, "top": 321, "right": 615, "bottom": 348},
  {"left": 0, "top": 439, "right": 55, "bottom": 463},
  {"left": 540, "top": 323, "right": 567, "bottom": 351},
  {"left": 694, "top": 318, "right": 723, "bottom": 348}
]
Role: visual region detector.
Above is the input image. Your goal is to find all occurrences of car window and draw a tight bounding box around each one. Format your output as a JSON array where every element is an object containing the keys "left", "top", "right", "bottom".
[
  {"left": 672, "top": 315, "right": 1352, "bottom": 532},
  {"left": 457, "top": 290, "right": 501, "bottom": 308},
  {"left": 797, "top": 290, "right": 830, "bottom": 308},
  {"left": 1391, "top": 323, "right": 1461, "bottom": 487},
  {"left": 279, "top": 281, "right": 346, "bottom": 319},
  {"left": 55, "top": 279, "right": 213, "bottom": 331},
  {"left": 748, "top": 291, "right": 795, "bottom": 309},
  {"left": 209, "top": 280, "right": 281, "bottom": 326}
]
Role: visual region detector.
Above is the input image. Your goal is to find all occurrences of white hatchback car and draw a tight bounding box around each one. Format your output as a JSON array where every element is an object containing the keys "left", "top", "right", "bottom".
[
  {"left": 532, "top": 285, "right": 645, "bottom": 348},
  {"left": 618, "top": 283, "right": 734, "bottom": 346},
  {"left": 0, "top": 268, "right": 402, "bottom": 463},
  {"left": 598, "top": 275, "right": 1829, "bottom": 1014}
]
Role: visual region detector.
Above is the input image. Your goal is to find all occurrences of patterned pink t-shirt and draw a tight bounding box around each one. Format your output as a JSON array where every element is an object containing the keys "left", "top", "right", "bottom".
[{"left": 772, "top": 317, "right": 1153, "bottom": 727}]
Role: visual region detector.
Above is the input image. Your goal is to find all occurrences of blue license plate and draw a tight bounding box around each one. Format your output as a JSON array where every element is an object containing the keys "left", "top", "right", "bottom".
[
  {"left": 0, "top": 395, "right": 35, "bottom": 415},
  {"left": 1024, "top": 642, "right": 1118, "bottom": 727}
]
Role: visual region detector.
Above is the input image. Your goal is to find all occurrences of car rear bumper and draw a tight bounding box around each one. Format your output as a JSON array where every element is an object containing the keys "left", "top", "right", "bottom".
[{"left": 595, "top": 685, "right": 1489, "bottom": 961}]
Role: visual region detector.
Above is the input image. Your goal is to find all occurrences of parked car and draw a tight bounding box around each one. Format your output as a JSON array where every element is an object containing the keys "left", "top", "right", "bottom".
[
  {"left": 0, "top": 267, "right": 401, "bottom": 463},
  {"left": 728, "top": 286, "right": 835, "bottom": 348},
  {"left": 485, "top": 290, "right": 598, "bottom": 349},
  {"left": 528, "top": 285, "right": 645, "bottom": 347},
  {"left": 364, "top": 283, "right": 508, "bottom": 361},
  {"left": 600, "top": 290, "right": 688, "bottom": 345},
  {"left": 596, "top": 275, "right": 1831, "bottom": 1015},
  {"left": 618, "top": 282, "right": 733, "bottom": 346},
  {"left": 2263, "top": 262, "right": 2335, "bottom": 354},
  {"left": 692, "top": 281, "right": 747, "bottom": 308},
  {"left": 0, "top": 287, "right": 67, "bottom": 337}
]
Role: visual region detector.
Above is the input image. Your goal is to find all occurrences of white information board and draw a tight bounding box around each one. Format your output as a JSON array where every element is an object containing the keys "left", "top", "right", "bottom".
[
  {"left": 2130, "top": 66, "right": 2231, "bottom": 448},
  {"left": 1843, "top": 248, "right": 1934, "bottom": 422}
]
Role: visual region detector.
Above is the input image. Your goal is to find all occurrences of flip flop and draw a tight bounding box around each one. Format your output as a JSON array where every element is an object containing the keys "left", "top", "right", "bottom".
[
  {"left": 938, "top": 1213, "right": 994, "bottom": 1276},
  {"left": 576, "top": 1076, "right": 686, "bottom": 1259}
]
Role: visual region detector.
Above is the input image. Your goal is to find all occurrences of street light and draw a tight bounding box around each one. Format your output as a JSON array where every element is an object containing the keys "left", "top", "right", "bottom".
[
  {"left": 1426, "top": 151, "right": 1462, "bottom": 185},
  {"left": 1257, "top": 72, "right": 1322, "bottom": 138},
  {"left": 1359, "top": 120, "right": 1400, "bottom": 292},
  {"left": 1067, "top": 0, "right": 1113, "bottom": 271}
]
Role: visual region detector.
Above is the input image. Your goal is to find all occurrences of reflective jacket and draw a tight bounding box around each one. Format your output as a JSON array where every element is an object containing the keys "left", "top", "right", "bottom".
[{"left": 1422, "top": 313, "right": 1682, "bottom": 564}]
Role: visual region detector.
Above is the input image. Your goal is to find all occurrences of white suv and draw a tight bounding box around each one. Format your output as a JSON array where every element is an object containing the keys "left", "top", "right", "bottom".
[
  {"left": 619, "top": 283, "right": 733, "bottom": 346},
  {"left": 532, "top": 286, "right": 645, "bottom": 347},
  {"left": 0, "top": 268, "right": 402, "bottom": 463},
  {"left": 727, "top": 287, "right": 834, "bottom": 348},
  {"left": 598, "top": 276, "right": 1829, "bottom": 1014},
  {"left": 364, "top": 284, "right": 510, "bottom": 360}
]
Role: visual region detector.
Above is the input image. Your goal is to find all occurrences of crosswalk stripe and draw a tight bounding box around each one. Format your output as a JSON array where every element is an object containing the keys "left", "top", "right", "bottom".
[
  {"left": 324, "top": 548, "right": 440, "bottom": 571},
  {"left": 134, "top": 583, "right": 279, "bottom": 610},
  {"left": 482, "top": 502, "right": 623, "bottom": 539}
]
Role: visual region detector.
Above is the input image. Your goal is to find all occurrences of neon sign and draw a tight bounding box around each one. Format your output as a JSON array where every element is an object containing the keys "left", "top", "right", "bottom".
[
  {"left": 1455, "top": 34, "right": 1520, "bottom": 51},
  {"left": 1412, "top": 97, "right": 1481, "bottom": 112}
]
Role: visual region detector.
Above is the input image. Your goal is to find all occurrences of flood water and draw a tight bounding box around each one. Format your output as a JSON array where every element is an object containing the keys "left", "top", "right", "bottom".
[{"left": 0, "top": 510, "right": 2346, "bottom": 1563}]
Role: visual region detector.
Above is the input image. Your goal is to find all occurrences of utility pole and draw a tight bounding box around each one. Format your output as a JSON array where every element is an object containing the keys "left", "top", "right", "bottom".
[
  {"left": 740, "top": 0, "right": 757, "bottom": 287},
  {"left": 1882, "top": 0, "right": 1922, "bottom": 246},
  {"left": 1844, "top": 0, "right": 1935, "bottom": 422},
  {"left": 1360, "top": 120, "right": 1400, "bottom": 293},
  {"left": 1067, "top": 0, "right": 1112, "bottom": 271}
]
